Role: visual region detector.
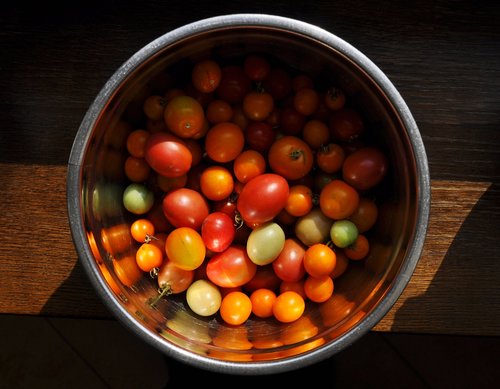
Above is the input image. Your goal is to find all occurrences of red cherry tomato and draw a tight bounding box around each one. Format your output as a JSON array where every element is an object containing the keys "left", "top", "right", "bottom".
[
  {"left": 144, "top": 132, "right": 192, "bottom": 178},
  {"left": 163, "top": 95, "right": 205, "bottom": 138},
  {"left": 272, "top": 238, "right": 307, "bottom": 282},
  {"left": 216, "top": 65, "right": 251, "bottom": 104},
  {"left": 268, "top": 135, "right": 314, "bottom": 180},
  {"left": 201, "top": 212, "right": 236, "bottom": 253},
  {"left": 162, "top": 188, "right": 209, "bottom": 230},
  {"left": 206, "top": 245, "right": 257, "bottom": 288},
  {"left": 342, "top": 147, "right": 388, "bottom": 191},
  {"left": 244, "top": 121, "right": 276, "bottom": 153},
  {"left": 237, "top": 173, "right": 290, "bottom": 225}
]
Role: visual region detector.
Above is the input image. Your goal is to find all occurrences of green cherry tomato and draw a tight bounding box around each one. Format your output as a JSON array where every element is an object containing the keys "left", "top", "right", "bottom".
[
  {"left": 246, "top": 222, "right": 285, "bottom": 265},
  {"left": 122, "top": 183, "right": 154, "bottom": 215},
  {"left": 330, "top": 219, "right": 359, "bottom": 248}
]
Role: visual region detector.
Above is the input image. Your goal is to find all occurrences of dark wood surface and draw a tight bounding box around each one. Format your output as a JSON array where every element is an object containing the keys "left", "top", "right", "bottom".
[{"left": 1, "top": 1, "right": 499, "bottom": 336}]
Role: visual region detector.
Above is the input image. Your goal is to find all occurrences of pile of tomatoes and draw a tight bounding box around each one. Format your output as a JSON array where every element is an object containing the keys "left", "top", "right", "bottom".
[{"left": 115, "top": 53, "right": 388, "bottom": 327}]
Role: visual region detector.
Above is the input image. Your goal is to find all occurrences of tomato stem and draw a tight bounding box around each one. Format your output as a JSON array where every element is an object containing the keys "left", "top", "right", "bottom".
[
  {"left": 147, "top": 282, "right": 173, "bottom": 308},
  {"left": 289, "top": 149, "right": 304, "bottom": 161}
]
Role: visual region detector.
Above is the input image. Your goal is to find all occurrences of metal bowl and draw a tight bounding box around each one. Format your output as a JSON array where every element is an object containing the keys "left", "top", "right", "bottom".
[{"left": 67, "top": 14, "right": 430, "bottom": 375}]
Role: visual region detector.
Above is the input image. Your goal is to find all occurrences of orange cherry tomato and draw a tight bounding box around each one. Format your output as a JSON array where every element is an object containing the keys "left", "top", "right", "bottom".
[
  {"left": 136, "top": 242, "right": 164, "bottom": 272},
  {"left": 164, "top": 95, "right": 205, "bottom": 138},
  {"left": 330, "top": 249, "right": 349, "bottom": 279},
  {"left": 302, "top": 119, "right": 330, "bottom": 149},
  {"left": 130, "top": 218, "right": 155, "bottom": 243},
  {"left": 303, "top": 243, "right": 337, "bottom": 277},
  {"left": 191, "top": 59, "right": 222, "bottom": 93},
  {"left": 285, "top": 184, "right": 314, "bottom": 217},
  {"left": 243, "top": 54, "right": 271, "bottom": 81},
  {"left": 220, "top": 291, "right": 252, "bottom": 325},
  {"left": 273, "top": 291, "right": 305, "bottom": 323},
  {"left": 205, "top": 122, "right": 245, "bottom": 163},
  {"left": 250, "top": 288, "right": 277, "bottom": 318},
  {"left": 101, "top": 224, "right": 133, "bottom": 255},
  {"left": 233, "top": 149, "right": 266, "bottom": 184},
  {"left": 200, "top": 165, "right": 234, "bottom": 201},
  {"left": 112, "top": 255, "right": 143, "bottom": 287},
  {"left": 319, "top": 179, "right": 359, "bottom": 220},
  {"left": 242, "top": 90, "right": 274, "bottom": 121},
  {"left": 143, "top": 94, "right": 167, "bottom": 121},
  {"left": 293, "top": 87, "right": 319, "bottom": 116},
  {"left": 344, "top": 234, "right": 370, "bottom": 260},
  {"left": 304, "top": 274, "right": 334, "bottom": 303},
  {"left": 268, "top": 135, "right": 314, "bottom": 180},
  {"left": 206, "top": 99, "right": 233, "bottom": 124},
  {"left": 165, "top": 227, "right": 206, "bottom": 271},
  {"left": 124, "top": 156, "right": 151, "bottom": 182},
  {"left": 126, "top": 129, "right": 150, "bottom": 158},
  {"left": 324, "top": 86, "right": 346, "bottom": 111}
]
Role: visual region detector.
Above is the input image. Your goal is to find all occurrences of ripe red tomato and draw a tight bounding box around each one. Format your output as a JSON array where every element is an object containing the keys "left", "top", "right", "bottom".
[
  {"left": 316, "top": 143, "right": 345, "bottom": 174},
  {"left": 242, "top": 91, "right": 274, "bottom": 121},
  {"left": 144, "top": 132, "right": 192, "bottom": 178},
  {"left": 162, "top": 187, "right": 209, "bottom": 230},
  {"left": 157, "top": 260, "right": 194, "bottom": 294},
  {"left": 243, "top": 55, "right": 271, "bottom": 81},
  {"left": 237, "top": 173, "right": 290, "bottom": 225},
  {"left": 244, "top": 121, "right": 276, "bottom": 153},
  {"left": 272, "top": 238, "right": 306, "bottom": 282},
  {"left": 201, "top": 212, "right": 236, "bottom": 253},
  {"left": 216, "top": 65, "right": 251, "bottom": 104},
  {"left": 206, "top": 245, "right": 257, "bottom": 288},
  {"left": 191, "top": 59, "right": 222, "bottom": 93},
  {"left": 268, "top": 135, "right": 314, "bottom": 180},
  {"left": 329, "top": 108, "right": 364, "bottom": 142},
  {"left": 342, "top": 147, "right": 388, "bottom": 190}
]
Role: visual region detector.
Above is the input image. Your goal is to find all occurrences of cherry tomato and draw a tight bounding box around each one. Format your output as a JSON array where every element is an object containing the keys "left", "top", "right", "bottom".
[
  {"left": 124, "top": 156, "right": 151, "bottom": 182},
  {"left": 143, "top": 94, "right": 167, "bottom": 121},
  {"left": 191, "top": 59, "right": 222, "bottom": 93},
  {"left": 316, "top": 143, "right": 345, "bottom": 174},
  {"left": 157, "top": 260, "right": 194, "bottom": 294},
  {"left": 242, "top": 90, "right": 274, "bottom": 121},
  {"left": 206, "top": 245, "right": 257, "bottom": 288},
  {"left": 279, "top": 279, "right": 306, "bottom": 299},
  {"left": 206, "top": 99, "right": 233, "bottom": 124},
  {"left": 233, "top": 149, "right": 266, "bottom": 184},
  {"left": 246, "top": 222, "right": 285, "bottom": 265},
  {"left": 303, "top": 243, "right": 337, "bottom": 277},
  {"left": 200, "top": 165, "right": 234, "bottom": 201},
  {"left": 201, "top": 212, "right": 236, "bottom": 253},
  {"left": 268, "top": 135, "right": 314, "bottom": 180},
  {"left": 344, "top": 234, "right": 370, "bottom": 260},
  {"left": 156, "top": 173, "right": 187, "bottom": 193},
  {"left": 112, "top": 255, "right": 143, "bottom": 287},
  {"left": 285, "top": 184, "right": 313, "bottom": 217},
  {"left": 273, "top": 291, "right": 305, "bottom": 323},
  {"left": 279, "top": 106, "right": 306, "bottom": 135},
  {"left": 330, "top": 249, "right": 349, "bottom": 279},
  {"left": 237, "top": 173, "right": 290, "bottom": 225},
  {"left": 144, "top": 132, "right": 192, "bottom": 178},
  {"left": 324, "top": 86, "right": 346, "bottom": 111},
  {"left": 243, "top": 264, "right": 281, "bottom": 293},
  {"left": 342, "top": 147, "right": 388, "bottom": 191},
  {"left": 319, "top": 179, "right": 359, "bottom": 220},
  {"left": 136, "top": 242, "right": 164, "bottom": 272},
  {"left": 263, "top": 67, "right": 292, "bottom": 100},
  {"left": 329, "top": 108, "right": 364, "bottom": 142},
  {"left": 126, "top": 129, "right": 150, "bottom": 158},
  {"left": 349, "top": 197, "right": 378, "bottom": 233},
  {"left": 205, "top": 122, "right": 245, "bottom": 163},
  {"left": 186, "top": 279, "right": 221, "bottom": 316},
  {"left": 163, "top": 95, "right": 205, "bottom": 138},
  {"left": 244, "top": 121, "right": 276, "bottom": 153},
  {"left": 130, "top": 218, "right": 155, "bottom": 243},
  {"left": 330, "top": 219, "right": 359, "bottom": 248},
  {"left": 293, "top": 87, "right": 319, "bottom": 116},
  {"left": 302, "top": 119, "right": 330, "bottom": 149},
  {"left": 123, "top": 183, "right": 154, "bottom": 215},
  {"left": 272, "top": 238, "right": 306, "bottom": 282},
  {"left": 294, "top": 207, "right": 333, "bottom": 246},
  {"left": 220, "top": 291, "right": 252, "bottom": 325},
  {"left": 162, "top": 187, "right": 209, "bottom": 230},
  {"left": 243, "top": 55, "right": 270, "bottom": 81},
  {"left": 303, "top": 275, "right": 334, "bottom": 303},
  {"left": 250, "top": 288, "right": 276, "bottom": 318},
  {"left": 217, "top": 65, "right": 251, "bottom": 104},
  {"left": 292, "top": 74, "right": 314, "bottom": 92},
  {"left": 165, "top": 227, "right": 206, "bottom": 271}
]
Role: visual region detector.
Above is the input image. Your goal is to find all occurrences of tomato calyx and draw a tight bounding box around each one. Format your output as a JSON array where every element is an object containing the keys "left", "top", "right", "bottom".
[{"left": 289, "top": 149, "right": 306, "bottom": 162}]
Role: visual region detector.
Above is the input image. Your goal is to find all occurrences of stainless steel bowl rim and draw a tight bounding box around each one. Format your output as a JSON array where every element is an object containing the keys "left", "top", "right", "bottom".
[{"left": 67, "top": 13, "right": 430, "bottom": 375}]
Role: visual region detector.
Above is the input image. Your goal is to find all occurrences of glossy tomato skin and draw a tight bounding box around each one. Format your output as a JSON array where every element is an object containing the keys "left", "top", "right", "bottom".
[
  {"left": 206, "top": 245, "right": 257, "bottom": 288},
  {"left": 272, "top": 238, "right": 307, "bottom": 282},
  {"left": 162, "top": 187, "right": 209, "bottom": 230},
  {"left": 268, "top": 135, "right": 314, "bottom": 180},
  {"left": 342, "top": 147, "right": 388, "bottom": 191},
  {"left": 201, "top": 212, "right": 236, "bottom": 253},
  {"left": 237, "top": 173, "right": 290, "bottom": 225},
  {"left": 144, "top": 132, "right": 192, "bottom": 178}
]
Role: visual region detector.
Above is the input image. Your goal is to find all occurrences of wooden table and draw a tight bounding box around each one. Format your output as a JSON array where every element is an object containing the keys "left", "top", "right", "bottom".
[{"left": 1, "top": 1, "right": 499, "bottom": 338}]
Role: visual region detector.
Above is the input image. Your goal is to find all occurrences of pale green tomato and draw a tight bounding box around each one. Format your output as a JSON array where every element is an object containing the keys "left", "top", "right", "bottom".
[
  {"left": 330, "top": 219, "right": 359, "bottom": 248},
  {"left": 246, "top": 222, "right": 285, "bottom": 265},
  {"left": 186, "top": 279, "right": 221, "bottom": 316},
  {"left": 295, "top": 208, "right": 333, "bottom": 246},
  {"left": 122, "top": 183, "right": 154, "bottom": 215}
]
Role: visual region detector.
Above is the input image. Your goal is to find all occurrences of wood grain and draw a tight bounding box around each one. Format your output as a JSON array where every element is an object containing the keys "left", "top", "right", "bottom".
[{"left": 1, "top": 1, "right": 499, "bottom": 336}]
